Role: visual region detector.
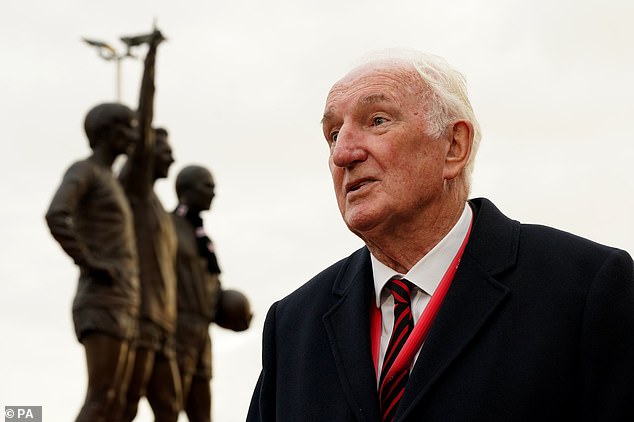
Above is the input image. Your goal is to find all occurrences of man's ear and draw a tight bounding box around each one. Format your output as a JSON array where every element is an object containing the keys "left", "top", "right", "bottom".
[{"left": 443, "top": 120, "right": 473, "bottom": 181}]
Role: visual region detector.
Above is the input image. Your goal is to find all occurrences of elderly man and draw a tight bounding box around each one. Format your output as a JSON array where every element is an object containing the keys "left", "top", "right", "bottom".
[{"left": 247, "top": 50, "right": 634, "bottom": 422}]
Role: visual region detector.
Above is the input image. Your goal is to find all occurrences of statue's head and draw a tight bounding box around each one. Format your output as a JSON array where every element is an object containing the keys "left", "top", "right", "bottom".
[
  {"left": 175, "top": 165, "right": 215, "bottom": 212},
  {"left": 84, "top": 103, "right": 137, "bottom": 151}
]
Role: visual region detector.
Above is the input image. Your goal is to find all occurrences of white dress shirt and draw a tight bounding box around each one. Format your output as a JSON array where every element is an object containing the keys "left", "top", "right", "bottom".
[{"left": 371, "top": 203, "right": 473, "bottom": 377}]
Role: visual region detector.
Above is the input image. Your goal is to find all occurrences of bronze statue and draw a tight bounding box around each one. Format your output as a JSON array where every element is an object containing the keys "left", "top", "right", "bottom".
[
  {"left": 45, "top": 101, "right": 140, "bottom": 422},
  {"left": 172, "top": 165, "right": 252, "bottom": 422},
  {"left": 117, "top": 29, "right": 182, "bottom": 422}
]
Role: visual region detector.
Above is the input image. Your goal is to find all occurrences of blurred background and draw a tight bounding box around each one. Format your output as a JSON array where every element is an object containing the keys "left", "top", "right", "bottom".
[{"left": 1, "top": 0, "right": 632, "bottom": 420}]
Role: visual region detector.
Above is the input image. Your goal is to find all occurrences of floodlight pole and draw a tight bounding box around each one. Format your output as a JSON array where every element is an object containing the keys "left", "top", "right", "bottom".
[
  {"left": 115, "top": 56, "right": 123, "bottom": 101},
  {"left": 82, "top": 22, "right": 162, "bottom": 102}
]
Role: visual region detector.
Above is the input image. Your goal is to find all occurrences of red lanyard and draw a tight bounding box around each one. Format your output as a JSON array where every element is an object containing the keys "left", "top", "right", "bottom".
[{"left": 370, "top": 221, "right": 472, "bottom": 381}]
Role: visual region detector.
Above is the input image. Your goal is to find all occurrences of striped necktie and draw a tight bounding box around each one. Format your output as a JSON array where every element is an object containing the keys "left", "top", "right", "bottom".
[{"left": 379, "top": 277, "right": 414, "bottom": 422}]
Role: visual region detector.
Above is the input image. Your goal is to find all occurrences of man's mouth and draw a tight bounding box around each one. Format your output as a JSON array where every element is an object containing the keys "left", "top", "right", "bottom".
[{"left": 346, "top": 178, "right": 374, "bottom": 194}]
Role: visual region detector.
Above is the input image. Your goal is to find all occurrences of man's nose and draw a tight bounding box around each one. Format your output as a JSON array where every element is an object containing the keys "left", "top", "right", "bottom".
[{"left": 331, "top": 125, "right": 367, "bottom": 168}]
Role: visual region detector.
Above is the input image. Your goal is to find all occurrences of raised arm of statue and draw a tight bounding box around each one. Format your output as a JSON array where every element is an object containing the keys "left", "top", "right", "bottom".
[{"left": 119, "top": 30, "right": 164, "bottom": 197}]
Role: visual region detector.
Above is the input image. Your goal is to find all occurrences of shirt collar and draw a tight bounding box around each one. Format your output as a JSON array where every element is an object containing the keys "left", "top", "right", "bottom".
[{"left": 372, "top": 203, "right": 473, "bottom": 307}]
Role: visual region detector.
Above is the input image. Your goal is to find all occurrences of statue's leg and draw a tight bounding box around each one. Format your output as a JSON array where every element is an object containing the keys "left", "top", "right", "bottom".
[
  {"left": 120, "top": 346, "right": 155, "bottom": 422},
  {"left": 111, "top": 345, "right": 136, "bottom": 421},
  {"left": 179, "top": 366, "right": 194, "bottom": 412},
  {"left": 76, "top": 333, "right": 128, "bottom": 422},
  {"left": 185, "top": 375, "right": 212, "bottom": 422},
  {"left": 146, "top": 351, "right": 182, "bottom": 422}
]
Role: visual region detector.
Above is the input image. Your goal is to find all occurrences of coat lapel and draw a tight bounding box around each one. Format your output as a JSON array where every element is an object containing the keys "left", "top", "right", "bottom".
[
  {"left": 398, "top": 198, "right": 519, "bottom": 420},
  {"left": 323, "top": 248, "right": 381, "bottom": 422}
]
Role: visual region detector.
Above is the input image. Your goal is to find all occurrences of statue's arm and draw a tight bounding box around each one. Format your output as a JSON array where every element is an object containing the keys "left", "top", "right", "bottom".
[
  {"left": 120, "top": 31, "right": 163, "bottom": 197},
  {"left": 45, "top": 162, "right": 98, "bottom": 269}
]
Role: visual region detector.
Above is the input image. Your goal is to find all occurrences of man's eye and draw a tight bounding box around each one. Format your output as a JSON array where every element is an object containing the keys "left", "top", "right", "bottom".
[
  {"left": 373, "top": 116, "right": 387, "bottom": 126},
  {"left": 330, "top": 131, "right": 339, "bottom": 144}
]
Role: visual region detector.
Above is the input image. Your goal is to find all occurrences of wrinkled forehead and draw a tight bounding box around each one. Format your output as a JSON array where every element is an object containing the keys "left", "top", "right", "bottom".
[
  {"left": 323, "top": 60, "right": 425, "bottom": 124},
  {"left": 327, "top": 60, "right": 422, "bottom": 102}
]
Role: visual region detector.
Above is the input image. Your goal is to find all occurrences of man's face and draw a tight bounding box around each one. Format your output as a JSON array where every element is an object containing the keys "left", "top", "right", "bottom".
[
  {"left": 186, "top": 169, "right": 215, "bottom": 212},
  {"left": 322, "top": 62, "right": 451, "bottom": 239},
  {"left": 154, "top": 134, "right": 174, "bottom": 179}
]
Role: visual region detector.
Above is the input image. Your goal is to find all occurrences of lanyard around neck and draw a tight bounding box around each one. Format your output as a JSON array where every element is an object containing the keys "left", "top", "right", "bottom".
[{"left": 370, "top": 221, "right": 473, "bottom": 381}]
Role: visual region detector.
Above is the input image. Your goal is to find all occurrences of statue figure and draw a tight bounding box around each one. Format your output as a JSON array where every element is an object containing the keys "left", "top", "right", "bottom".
[
  {"left": 117, "top": 29, "right": 182, "bottom": 422},
  {"left": 45, "top": 101, "right": 140, "bottom": 422},
  {"left": 172, "top": 165, "right": 252, "bottom": 422}
]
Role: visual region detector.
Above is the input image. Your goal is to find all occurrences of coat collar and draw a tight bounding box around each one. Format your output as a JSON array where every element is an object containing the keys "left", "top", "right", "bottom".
[
  {"left": 323, "top": 198, "right": 519, "bottom": 421},
  {"left": 324, "top": 247, "right": 380, "bottom": 421}
]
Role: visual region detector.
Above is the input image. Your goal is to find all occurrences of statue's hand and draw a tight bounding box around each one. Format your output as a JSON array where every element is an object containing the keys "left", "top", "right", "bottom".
[{"left": 150, "top": 29, "right": 166, "bottom": 46}]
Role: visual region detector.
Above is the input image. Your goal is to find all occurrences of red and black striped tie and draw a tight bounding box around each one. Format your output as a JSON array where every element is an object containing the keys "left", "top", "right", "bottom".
[{"left": 379, "top": 277, "right": 414, "bottom": 422}]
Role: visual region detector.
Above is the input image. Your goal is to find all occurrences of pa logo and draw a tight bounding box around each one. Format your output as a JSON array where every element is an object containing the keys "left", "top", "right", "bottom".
[{"left": 4, "top": 406, "right": 42, "bottom": 422}]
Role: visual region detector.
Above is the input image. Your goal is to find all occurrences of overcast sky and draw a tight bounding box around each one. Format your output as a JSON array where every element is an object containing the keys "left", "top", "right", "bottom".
[{"left": 1, "top": 1, "right": 633, "bottom": 421}]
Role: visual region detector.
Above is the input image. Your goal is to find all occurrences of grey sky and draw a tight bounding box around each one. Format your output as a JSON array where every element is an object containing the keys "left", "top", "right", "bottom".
[{"left": 1, "top": 1, "right": 632, "bottom": 420}]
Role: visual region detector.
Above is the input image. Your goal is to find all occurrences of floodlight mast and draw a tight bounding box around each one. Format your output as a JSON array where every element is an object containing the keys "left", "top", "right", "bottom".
[
  {"left": 81, "top": 37, "right": 134, "bottom": 102},
  {"left": 81, "top": 23, "right": 163, "bottom": 102}
]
